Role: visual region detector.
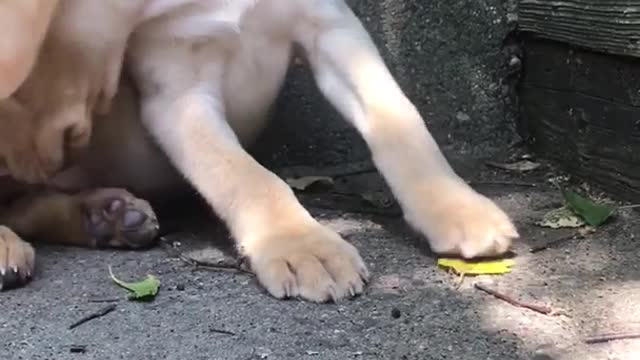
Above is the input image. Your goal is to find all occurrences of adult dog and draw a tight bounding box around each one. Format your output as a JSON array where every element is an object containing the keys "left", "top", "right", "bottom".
[{"left": 1, "top": 0, "right": 518, "bottom": 302}]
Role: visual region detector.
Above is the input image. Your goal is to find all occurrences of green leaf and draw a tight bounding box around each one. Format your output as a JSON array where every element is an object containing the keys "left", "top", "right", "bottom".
[
  {"left": 562, "top": 190, "right": 615, "bottom": 227},
  {"left": 109, "top": 266, "right": 160, "bottom": 301}
]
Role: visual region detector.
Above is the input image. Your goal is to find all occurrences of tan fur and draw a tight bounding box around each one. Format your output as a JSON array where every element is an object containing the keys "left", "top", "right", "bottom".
[
  {"left": 0, "top": 0, "right": 519, "bottom": 301},
  {"left": 0, "top": 0, "right": 148, "bottom": 183},
  {"left": 0, "top": 0, "right": 60, "bottom": 99}
]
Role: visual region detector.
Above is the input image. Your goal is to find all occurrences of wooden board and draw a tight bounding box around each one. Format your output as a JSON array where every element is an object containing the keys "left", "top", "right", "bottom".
[
  {"left": 518, "top": 38, "right": 640, "bottom": 200},
  {"left": 518, "top": 0, "right": 640, "bottom": 58}
]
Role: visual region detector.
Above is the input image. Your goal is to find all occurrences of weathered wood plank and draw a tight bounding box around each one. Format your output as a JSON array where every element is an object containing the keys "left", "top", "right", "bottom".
[
  {"left": 519, "top": 0, "right": 640, "bottom": 57},
  {"left": 518, "top": 38, "right": 640, "bottom": 200}
]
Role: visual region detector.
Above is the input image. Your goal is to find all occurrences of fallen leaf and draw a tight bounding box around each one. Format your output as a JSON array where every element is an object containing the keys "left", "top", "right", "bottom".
[
  {"left": 285, "top": 176, "right": 333, "bottom": 191},
  {"left": 109, "top": 266, "right": 160, "bottom": 301},
  {"left": 360, "top": 190, "right": 395, "bottom": 208},
  {"left": 486, "top": 160, "right": 541, "bottom": 172},
  {"left": 563, "top": 190, "right": 615, "bottom": 226},
  {"left": 536, "top": 206, "right": 585, "bottom": 229},
  {"left": 437, "top": 258, "right": 515, "bottom": 275}
]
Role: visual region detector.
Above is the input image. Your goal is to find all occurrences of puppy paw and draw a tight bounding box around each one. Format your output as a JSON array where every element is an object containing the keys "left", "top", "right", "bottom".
[
  {"left": 0, "top": 226, "right": 35, "bottom": 290},
  {"left": 405, "top": 179, "right": 518, "bottom": 259},
  {"left": 246, "top": 223, "right": 369, "bottom": 303},
  {"left": 79, "top": 189, "right": 160, "bottom": 249}
]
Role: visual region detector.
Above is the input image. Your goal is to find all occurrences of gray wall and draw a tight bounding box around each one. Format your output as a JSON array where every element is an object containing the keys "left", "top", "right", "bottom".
[{"left": 253, "top": 0, "right": 520, "bottom": 169}]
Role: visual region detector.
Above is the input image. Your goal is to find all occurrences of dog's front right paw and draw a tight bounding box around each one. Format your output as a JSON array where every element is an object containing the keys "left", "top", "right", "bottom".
[
  {"left": 0, "top": 226, "right": 35, "bottom": 290},
  {"left": 245, "top": 223, "right": 369, "bottom": 303},
  {"left": 403, "top": 178, "right": 518, "bottom": 259}
]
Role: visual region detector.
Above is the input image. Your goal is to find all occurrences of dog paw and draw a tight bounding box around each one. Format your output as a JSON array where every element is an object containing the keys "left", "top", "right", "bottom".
[
  {"left": 404, "top": 179, "right": 518, "bottom": 258},
  {"left": 79, "top": 188, "right": 160, "bottom": 249},
  {"left": 0, "top": 226, "right": 35, "bottom": 290},
  {"left": 245, "top": 223, "right": 369, "bottom": 303}
]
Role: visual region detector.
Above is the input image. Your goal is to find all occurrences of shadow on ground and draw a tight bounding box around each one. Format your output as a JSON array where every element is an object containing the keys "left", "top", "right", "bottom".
[{"left": 2, "top": 160, "right": 640, "bottom": 360}]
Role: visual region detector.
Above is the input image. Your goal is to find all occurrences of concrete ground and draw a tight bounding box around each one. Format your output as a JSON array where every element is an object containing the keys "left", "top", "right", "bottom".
[
  {"left": 4, "top": 0, "right": 640, "bottom": 359},
  {"left": 2, "top": 159, "right": 640, "bottom": 360}
]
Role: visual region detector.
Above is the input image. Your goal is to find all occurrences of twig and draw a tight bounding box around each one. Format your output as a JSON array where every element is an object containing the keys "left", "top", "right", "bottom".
[
  {"left": 474, "top": 283, "right": 555, "bottom": 315},
  {"left": 585, "top": 332, "right": 640, "bottom": 344},
  {"left": 454, "top": 273, "right": 466, "bottom": 289},
  {"left": 159, "top": 238, "right": 253, "bottom": 275},
  {"left": 209, "top": 327, "right": 236, "bottom": 336},
  {"left": 274, "top": 162, "right": 377, "bottom": 179},
  {"left": 467, "top": 180, "right": 538, "bottom": 187},
  {"left": 619, "top": 204, "right": 640, "bottom": 209},
  {"left": 69, "top": 345, "right": 87, "bottom": 353},
  {"left": 529, "top": 233, "right": 577, "bottom": 253},
  {"left": 86, "top": 297, "right": 121, "bottom": 303},
  {"left": 68, "top": 304, "right": 117, "bottom": 330}
]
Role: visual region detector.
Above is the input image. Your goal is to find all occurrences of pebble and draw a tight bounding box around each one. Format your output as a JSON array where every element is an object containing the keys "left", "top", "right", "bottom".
[{"left": 456, "top": 111, "right": 471, "bottom": 122}]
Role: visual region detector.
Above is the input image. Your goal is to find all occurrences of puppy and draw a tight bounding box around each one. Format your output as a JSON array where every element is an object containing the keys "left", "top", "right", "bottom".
[
  {"left": 0, "top": 79, "right": 163, "bottom": 291},
  {"left": 0, "top": 0, "right": 149, "bottom": 183},
  {"left": 0, "top": 0, "right": 60, "bottom": 99},
  {"left": 2, "top": 0, "right": 519, "bottom": 302}
]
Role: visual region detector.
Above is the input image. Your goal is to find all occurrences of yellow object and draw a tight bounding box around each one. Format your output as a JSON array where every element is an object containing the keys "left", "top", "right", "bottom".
[{"left": 437, "top": 258, "right": 515, "bottom": 275}]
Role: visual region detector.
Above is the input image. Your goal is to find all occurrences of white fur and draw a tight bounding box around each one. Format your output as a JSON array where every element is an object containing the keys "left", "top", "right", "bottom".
[{"left": 20, "top": 0, "right": 517, "bottom": 302}]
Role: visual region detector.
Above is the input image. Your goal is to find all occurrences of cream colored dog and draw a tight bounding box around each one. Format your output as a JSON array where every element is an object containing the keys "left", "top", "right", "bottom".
[{"left": 1, "top": 0, "right": 518, "bottom": 302}]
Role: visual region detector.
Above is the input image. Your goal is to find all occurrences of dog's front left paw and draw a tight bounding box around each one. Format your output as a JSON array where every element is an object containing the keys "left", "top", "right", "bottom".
[
  {"left": 0, "top": 226, "right": 35, "bottom": 290},
  {"left": 403, "top": 178, "right": 518, "bottom": 259},
  {"left": 245, "top": 223, "right": 369, "bottom": 303}
]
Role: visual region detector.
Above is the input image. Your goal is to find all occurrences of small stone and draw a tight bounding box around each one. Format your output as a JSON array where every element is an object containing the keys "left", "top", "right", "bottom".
[
  {"left": 391, "top": 307, "right": 401, "bottom": 319},
  {"left": 176, "top": 283, "right": 185, "bottom": 291},
  {"left": 456, "top": 111, "right": 471, "bottom": 122},
  {"left": 509, "top": 56, "right": 521, "bottom": 68}
]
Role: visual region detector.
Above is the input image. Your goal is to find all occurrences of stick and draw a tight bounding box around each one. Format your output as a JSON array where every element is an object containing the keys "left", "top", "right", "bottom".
[
  {"left": 619, "top": 204, "right": 640, "bottom": 210},
  {"left": 159, "top": 238, "right": 254, "bottom": 275},
  {"left": 68, "top": 304, "right": 117, "bottom": 330},
  {"left": 585, "top": 332, "right": 640, "bottom": 344},
  {"left": 529, "top": 233, "right": 577, "bottom": 253},
  {"left": 468, "top": 180, "right": 538, "bottom": 187},
  {"left": 474, "top": 283, "right": 554, "bottom": 315},
  {"left": 86, "top": 297, "right": 121, "bottom": 303},
  {"left": 209, "top": 328, "right": 236, "bottom": 336}
]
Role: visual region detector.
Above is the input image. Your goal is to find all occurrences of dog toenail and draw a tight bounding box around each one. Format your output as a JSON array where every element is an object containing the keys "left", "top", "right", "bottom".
[{"left": 123, "top": 210, "right": 147, "bottom": 228}]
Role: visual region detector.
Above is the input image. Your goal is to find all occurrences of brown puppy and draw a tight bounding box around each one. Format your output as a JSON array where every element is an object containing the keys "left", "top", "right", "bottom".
[
  {"left": 1, "top": 0, "right": 519, "bottom": 302},
  {"left": 0, "top": 80, "right": 162, "bottom": 290},
  {"left": 0, "top": 0, "right": 148, "bottom": 183},
  {"left": 0, "top": 0, "right": 60, "bottom": 99}
]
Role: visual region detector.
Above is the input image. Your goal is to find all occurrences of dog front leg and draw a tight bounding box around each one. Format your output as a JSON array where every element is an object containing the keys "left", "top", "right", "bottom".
[
  {"left": 295, "top": 1, "right": 518, "bottom": 258},
  {"left": 138, "top": 89, "right": 368, "bottom": 302}
]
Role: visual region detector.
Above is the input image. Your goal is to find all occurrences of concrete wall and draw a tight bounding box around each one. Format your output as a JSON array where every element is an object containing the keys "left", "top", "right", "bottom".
[{"left": 252, "top": 0, "right": 521, "bottom": 169}]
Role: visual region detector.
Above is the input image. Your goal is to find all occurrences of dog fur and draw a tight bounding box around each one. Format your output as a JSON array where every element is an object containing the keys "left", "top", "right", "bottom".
[
  {"left": 0, "top": 0, "right": 519, "bottom": 302},
  {"left": 0, "top": 0, "right": 149, "bottom": 183}
]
